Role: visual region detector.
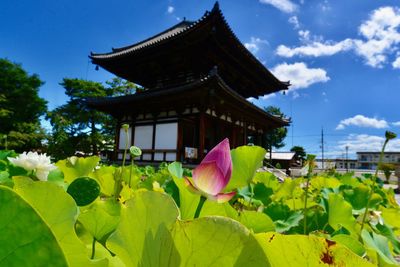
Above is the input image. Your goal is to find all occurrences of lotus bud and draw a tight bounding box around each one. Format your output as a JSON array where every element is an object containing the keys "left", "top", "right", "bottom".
[{"left": 184, "top": 138, "right": 235, "bottom": 203}]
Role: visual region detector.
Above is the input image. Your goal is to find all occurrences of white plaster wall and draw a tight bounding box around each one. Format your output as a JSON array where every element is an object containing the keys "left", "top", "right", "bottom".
[
  {"left": 155, "top": 123, "right": 177, "bottom": 150},
  {"left": 134, "top": 125, "right": 153, "bottom": 149}
]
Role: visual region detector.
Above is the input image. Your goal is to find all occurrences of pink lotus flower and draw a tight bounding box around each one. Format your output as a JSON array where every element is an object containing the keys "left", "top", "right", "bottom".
[{"left": 185, "top": 138, "right": 235, "bottom": 203}]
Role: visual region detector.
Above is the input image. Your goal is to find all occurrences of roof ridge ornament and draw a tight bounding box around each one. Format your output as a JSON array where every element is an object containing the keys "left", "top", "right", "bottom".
[{"left": 212, "top": 1, "right": 220, "bottom": 12}]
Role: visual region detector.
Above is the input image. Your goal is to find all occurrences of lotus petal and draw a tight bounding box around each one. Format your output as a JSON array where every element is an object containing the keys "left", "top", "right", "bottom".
[
  {"left": 212, "top": 192, "right": 236, "bottom": 203},
  {"left": 201, "top": 138, "right": 232, "bottom": 185},
  {"left": 193, "top": 161, "right": 226, "bottom": 196}
]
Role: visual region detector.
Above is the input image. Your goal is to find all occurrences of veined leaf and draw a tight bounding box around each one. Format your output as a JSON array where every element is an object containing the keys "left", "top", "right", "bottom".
[
  {"left": 226, "top": 146, "right": 266, "bottom": 191},
  {"left": 56, "top": 156, "right": 100, "bottom": 184},
  {"left": 0, "top": 186, "right": 68, "bottom": 267},
  {"left": 78, "top": 199, "right": 121, "bottom": 241},
  {"left": 255, "top": 232, "right": 374, "bottom": 267},
  {"left": 331, "top": 234, "right": 366, "bottom": 257},
  {"left": 327, "top": 193, "right": 356, "bottom": 233},
  {"left": 200, "top": 200, "right": 238, "bottom": 220},
  {"left": 361, "top": 229, "right": 398, "bottom": 265},
  {"left": 237, "top": 210, "right": 275, "bottom": 233},
  {"left": 106, "top": 191, "right": 180, "bottom": 267},
  {"left": 168, "top": 162, "right": 200, "bottom": 219},
  {"left": 12, "top": 177, "right": 106, "bottom": 266}
]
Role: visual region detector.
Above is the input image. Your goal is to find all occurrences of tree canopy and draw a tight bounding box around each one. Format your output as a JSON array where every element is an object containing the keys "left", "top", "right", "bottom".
[
  {"left": 0, "top": 58, "right": 47, "bottom": 151},
  {"left": 46, "top": 78, "right": 135, "bottom": 159},
  {"left": 290, "top": 146, "right": 306, "bottom": 163},
  {"left": 264, "top": 106, "right": 288, "bottom": 152}
]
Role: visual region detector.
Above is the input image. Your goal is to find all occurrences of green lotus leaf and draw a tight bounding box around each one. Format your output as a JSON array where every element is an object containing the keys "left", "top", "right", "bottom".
[
  {"left": 108, "top": 190, "right": 272, "bottom": 266},
  {"left": 361, "top": 229, "right": 398, "bottom": 265},
  {"left": 200, "top": 200, "right": 238, "bottom": 220},
  {"left": 106, "top": 191, "right": 180, "bottom": 267},
  {"left": 271, "top": 178, "right": 302, "bottom": 201},
  {"left": 331, "top": 234, "right": 366, "bottom": 257},
  {"left": 327, "top": 193, "right": 356, "bottom": 233},
  {"left": 91, "top": 165, "right": 117, "bottom": 196},
  {"left": 226, "top": 145, "right": 266, "bottom": 191},
  {"left": 67, "top": 177, "right": 101, "bottom": 206},
  {"left": 381, "top": 207, "right": 400, "bottom": 236},
  {"left": 310, "top": 176, "right": 341, "bottom": 190},
  {"left": 253, "top": 171, "right": 280, "bottom": 191},
  {"left": 78, "top": 199, "right": 121, "bottom": 241},
  {"left": 173, "top": 216, "right": 270, "bottom": 267},
  {"left": 342, "top": 185, "right": 369, "bottom": 210},
  {"left": 56, "top": 156, "right": 100, "bottom": 183},
  {"left": 255, "top": 232, "right": 374, "bottom": 267},
  {"left": 0, "top": 186, "right": 68, "bottom": 267},
  {"left": 0, "top": 170, "right": 13, "bottom": 187},
  {"left": 12, "top": 177, "right": 106, "bottom": 266},
  {"left": 47, "top": 168, "right": 66, "bottom": 188},
  {"left": 168, "top": 162, "right": 200, "bottom": 219},
  {"left": 237, "top": 210, "right": 275, "bottom": 233}
]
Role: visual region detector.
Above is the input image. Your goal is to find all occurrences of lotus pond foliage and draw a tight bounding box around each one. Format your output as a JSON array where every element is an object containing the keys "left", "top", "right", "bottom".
[{"left": 0, "top": 135, "right": 399, "bottom": 266}]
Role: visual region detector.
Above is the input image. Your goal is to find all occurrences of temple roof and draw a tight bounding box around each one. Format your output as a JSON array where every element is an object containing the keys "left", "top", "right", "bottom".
[
  {"left": 90, "top": 2, "right": 289, "bottom": 98},
  {"left": 86, "top": 69, "right": 290, "bottom": 130}
]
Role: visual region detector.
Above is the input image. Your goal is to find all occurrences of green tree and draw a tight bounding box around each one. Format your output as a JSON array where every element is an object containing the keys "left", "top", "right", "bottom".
[
  {"left": 378, "top": 163, "right": 395, "bottom": 184},
  {"left": 47, "top": 78, "right": 135, "bottom": 159},
  {"left": 290, "top": 146, "right": 306, "bottom": 165},
  {"left": 264, "top": 106, "right": 288, "bottom": 160},
  {"left": 105, "top": 77, "right": 139, "bottom": 96},
  {"left": 0, "top": 58, "right": 47, "bottom": 151}
]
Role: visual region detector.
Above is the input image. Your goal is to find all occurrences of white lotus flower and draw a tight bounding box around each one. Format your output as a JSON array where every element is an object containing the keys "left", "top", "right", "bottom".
[{"left": 8, "top": 152, "right": 57, "bottom": 181}]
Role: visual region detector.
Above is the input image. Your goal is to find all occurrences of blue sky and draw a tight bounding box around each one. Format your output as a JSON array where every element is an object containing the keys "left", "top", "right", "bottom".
[{"left": 2, "top": 0, "right": 400, "bottom": 158}]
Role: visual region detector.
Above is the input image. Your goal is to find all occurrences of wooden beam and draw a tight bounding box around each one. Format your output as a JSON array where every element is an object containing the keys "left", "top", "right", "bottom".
[
  {"left": 177, "top": 120, "right": 183, "bottom": 162},
  {"left": 199, "top": 112, "right": 206, "bottom": 159}
]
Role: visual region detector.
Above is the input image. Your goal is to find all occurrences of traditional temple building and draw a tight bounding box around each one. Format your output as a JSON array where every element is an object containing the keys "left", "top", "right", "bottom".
[{"left": 88, "top": 2, "right": 290, "bottom": 163}]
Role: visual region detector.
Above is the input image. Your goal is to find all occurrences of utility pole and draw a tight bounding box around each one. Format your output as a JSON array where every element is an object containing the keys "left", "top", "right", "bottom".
[
  {"left": 345, "top": 146, "right": 349, "bottom": 172},
  {"left": 321, "top": 128, "right": 324, "bottom": 170}
]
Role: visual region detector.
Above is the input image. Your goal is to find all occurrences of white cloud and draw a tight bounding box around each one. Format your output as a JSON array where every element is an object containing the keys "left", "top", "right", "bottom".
[
  {"left": 393, "top": 56, "right": 400, "bottom": 68},
  {"left": 319, "top": 0, "right": 331, "bottom": 12},
  {"left": 276, "top": 39, "right": 354, "bottom": 57},
  {"left": 244, "top": 37, "right": 268, "bottom": 54},
  {"left": 337, "top": 134, "right": 400, "bottom": 153},
  {"left": 271, "top": 62, "right": 330, "bottom": 89},
  {"left": 291, "top": 91, "right": 300, "bottom": 99},
  {"left": 336, "top": 115, "right": 389, "bottom": 130},
  {"left": 393, "top": 121, "right": 400, "bottom": 126},
  {"left": 167, "top": 6, "right": 174, "bottom": 14},
  {"left": 288, "top": 16, "right": 300, "bottom": 29},
  {"left": 275, "top": 6, "right": 400, "bottom": 68},
  {"left": 259, "top": 0, "right": 298, "bottom": 13}
]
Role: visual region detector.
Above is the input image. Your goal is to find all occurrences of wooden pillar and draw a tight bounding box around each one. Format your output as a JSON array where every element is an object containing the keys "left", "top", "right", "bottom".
[
  {"left": 231, "top": 126, "right": 237, "bottom": 148},
  {"left": 151, "top": 121, "right": 156, "bottom": 161},
  {"left": 177, "top": 120, "right": 183, "bottom": 161},
  {"left": 243, "top": 121, "right": 247, "bottom": 145},
  {"left": 199, "top": 112, "right": 206, "bottom": 160}
]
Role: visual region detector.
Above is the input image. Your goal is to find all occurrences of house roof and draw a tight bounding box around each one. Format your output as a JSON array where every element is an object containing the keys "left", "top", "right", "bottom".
[
  {"left": 265, "top": 152, "right": 296, "bottom": 161},
  {"left": 89, "top": 2, "right": 289, "bottom": 98},
  {"left": 356, "top": 151, "right": 400, "bottom": 154}
]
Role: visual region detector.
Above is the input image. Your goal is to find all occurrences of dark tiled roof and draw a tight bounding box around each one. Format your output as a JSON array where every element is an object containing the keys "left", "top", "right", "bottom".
[{"left": 86, "top": 68, "right": 290, "bottom": 127}]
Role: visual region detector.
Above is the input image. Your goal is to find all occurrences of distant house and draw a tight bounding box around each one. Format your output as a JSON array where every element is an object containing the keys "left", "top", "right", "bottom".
[
  {"left": 357, "top": 152, "right": 400, "bottom": 169},
  {"left": 265, "top": 152, "right": 296, "bottom": 169}
]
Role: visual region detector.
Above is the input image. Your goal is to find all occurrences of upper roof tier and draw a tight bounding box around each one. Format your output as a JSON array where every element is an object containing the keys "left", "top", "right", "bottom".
[{"left": 90, "top": 2, "right": 290, "bottom": 98}]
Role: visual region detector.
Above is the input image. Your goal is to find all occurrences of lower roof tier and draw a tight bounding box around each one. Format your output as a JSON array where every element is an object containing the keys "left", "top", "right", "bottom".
[{"left": 86, "top": 71, "right": 290, "bottom": 132}]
